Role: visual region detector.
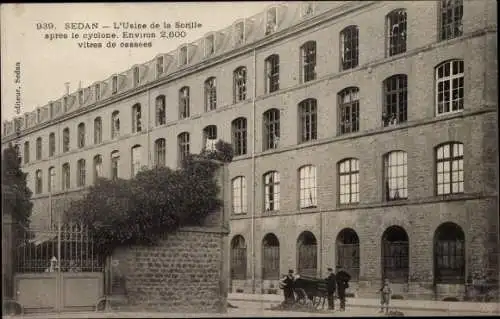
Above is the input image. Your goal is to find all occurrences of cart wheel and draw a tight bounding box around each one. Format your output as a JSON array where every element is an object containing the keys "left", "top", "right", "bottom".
[{"left": 95, "top": 298, "right": 107, "bottom": 312}]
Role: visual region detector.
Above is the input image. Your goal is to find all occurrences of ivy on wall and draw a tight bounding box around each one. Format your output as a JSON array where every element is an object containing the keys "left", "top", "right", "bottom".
[{"left": 66, "top": 141, "right": 233, "bottom": 256}]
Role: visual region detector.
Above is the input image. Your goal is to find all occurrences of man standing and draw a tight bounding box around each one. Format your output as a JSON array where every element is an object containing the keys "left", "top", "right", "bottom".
[
  {"left": 282, "top": 269, "right": 296, "bottom": 305},
  {"left": 325, "top": 267, "right": 336, "bottom": 310},
  {"left": 335, "top": 265, "right": 351, "bottom": 311}
]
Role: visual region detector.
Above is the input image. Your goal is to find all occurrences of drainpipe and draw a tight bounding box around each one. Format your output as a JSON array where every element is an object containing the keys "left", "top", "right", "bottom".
[
  {"left": 147, "top": 89, "right": 151, "bottom": 168},
  {"left": 251, "top": 47, "right": 257, "bottom": 294}
]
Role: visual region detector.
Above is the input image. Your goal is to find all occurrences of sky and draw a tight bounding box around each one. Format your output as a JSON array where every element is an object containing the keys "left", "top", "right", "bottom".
[{"left": 0, "top": 2, "right": 276, "bottom": 123}]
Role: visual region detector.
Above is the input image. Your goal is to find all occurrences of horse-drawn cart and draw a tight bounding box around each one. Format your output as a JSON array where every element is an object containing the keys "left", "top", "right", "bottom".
[{"left": 279, "top": 275, "right": 329, "bottom": 310}]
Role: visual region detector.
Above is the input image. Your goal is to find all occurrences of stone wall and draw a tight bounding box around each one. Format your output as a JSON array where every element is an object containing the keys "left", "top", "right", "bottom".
[{"left": 110, "top": 228, "right": 227, "bottom": 313}]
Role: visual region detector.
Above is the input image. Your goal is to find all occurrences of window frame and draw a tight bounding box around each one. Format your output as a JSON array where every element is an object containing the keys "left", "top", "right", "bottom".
[
  {"left": 435, "top": 142, "right": 464, "bottom": 195},
  {"left": 154, "top": 138, "right": 166, "bottom": 167},
  {"left": 77, "top": 122, "right": 85, "bottom": 149},
  {"left": 340, "top": 25, "right": 359, "bottom": 71},
  {"left": 338, "top": 87, "right": 360, "bottom": 135},
  {"left": 177, "top": 132, "right": 190, "bottom": 166},
  {"left": 384, "top": 151, "right": 408, "bottom": 201},
  {"left": 383, "top": 74, "right": 408, "bottom": 127},
  {"left": 23, "top": 141, "right": 29, "bottom": 164},
  {"left": 77, "top": 159, "right": 86, "bottom": 187},
  {"left": 435, "top": 60, "right": 464, "bottom": 116},
  {"left": 265, "top": 54, "right": 280, "bottom": 93},
  {"left": 94, "top": 117, "right": 102, "bottom": 144},
  {"left": 439, "top": 0, "right": 463, "bottom": 41},
  {"left": 232, "top": 117, "right": 247, "bottom": 156},
  {"left": 93, "top": 155, "right": 103, "bottom": 182},
  {"left": 233, "top": 67, "right": 247, "bottom": 103},
  {"left": 62, "top": 127, "right": 70, "bottom": 153},
  {"left": 232, "top": 176, "right": 247, "bottom": 215},
  {"left": 263, "top": 108, "right": 280, "bottom": 151},
  {"left": 299, "top": 165, "right": 317, "bottom": 209},
  {"left": 263, "top": 171, "right": 280, "bottom": 212},
  {"left": 204, "top": 77, "right": 217, "bottom": 112},
  {"left": 156, "top": 95, "right": 166, "bottom": 126},
  {"left": 110, "top": 151, "right": 120, "bottom": 180},
  {"left": 386, "top": 9, "right": 408, "bottom": 57},
  {"left": 48, "top": 166, "right": 55, "bottom": 193},
  {"left": 35, "top": 169, "right": 43, "bottom": 194},
  {"left": 131, "top": 145, "right": 142, "bottom": 177},
  {"left": 179, "top": 87, "right": 190, "bottom": 119},
  {"left": 111, "top": 111, "right": 120, "bottom": 139},
  {"left": 300, "top": 41, "right": 317, "bottom": 83},
  {"left": 62, "top": 163, "right": 70, "bottom": 190},
  {"left": 49, "top": 133, "right": 56, "bottom": 157},
  {"left": 36, "top": 137, "right": 42, "bottom": 160},
  {"left": 203, "top": 125, "right": 218, "bottom": 152},
  {"left": 338, "top": 158, "right": 360, "bottom": 205},
  {"left": 299, "top": 98, "right": 318, "bottom": 143},
  {"left": 132, "top": 103, "right": 142, "bottom": 133}
]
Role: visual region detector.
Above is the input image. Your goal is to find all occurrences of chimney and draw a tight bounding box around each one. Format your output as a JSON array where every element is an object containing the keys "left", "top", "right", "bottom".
[{"left": 64, "top": 82, "right": 70, "bottom": 95}]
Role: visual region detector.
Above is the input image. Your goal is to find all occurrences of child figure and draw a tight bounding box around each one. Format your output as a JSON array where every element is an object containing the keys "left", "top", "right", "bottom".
[{"left": 379, "top": 278, "right": 392, "bottom": 314}]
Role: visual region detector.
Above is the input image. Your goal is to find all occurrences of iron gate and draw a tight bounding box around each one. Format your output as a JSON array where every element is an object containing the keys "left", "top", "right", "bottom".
[
  {"left": 337, "top": 243, "right": 360, "bottom": 281},
  {"left": 382, "top": 240, "right": 409, "bottom": 283},
  {"left": 13, "top": 223, "right": 104, "bottom": 313},
  {"left": 262, "top": 245, "right": 280, "bottom": 280},
  {"left": 298, "top": 244, "right": 317, "bottom": 277}
]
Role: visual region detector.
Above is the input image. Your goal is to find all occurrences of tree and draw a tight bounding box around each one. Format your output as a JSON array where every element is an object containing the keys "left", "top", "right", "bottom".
[
  {"left": 66, "top": 142, "right": 232, "bottom": 256},
  {"left": 1, "top": 143, "right": 33, "bottom": 238},
  {"left": 1, "top": 143, "right": 33, "bottom": 300}
]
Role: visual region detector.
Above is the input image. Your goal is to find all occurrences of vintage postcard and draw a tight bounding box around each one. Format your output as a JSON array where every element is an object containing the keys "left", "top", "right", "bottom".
[{"left": 1, "top": 1, "right": 498, "bottom": 318}]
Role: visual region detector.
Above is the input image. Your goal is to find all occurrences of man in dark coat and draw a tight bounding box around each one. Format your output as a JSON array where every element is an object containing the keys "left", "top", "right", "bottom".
[
  {"left": 282, "top": 269, "right": 295, "bottom": 305},
  {"left": 324, "top": 267, "right": 336, "bottom": 310},
  {"left": 335, "top": 265, "right": 351, "bottom": 311}
]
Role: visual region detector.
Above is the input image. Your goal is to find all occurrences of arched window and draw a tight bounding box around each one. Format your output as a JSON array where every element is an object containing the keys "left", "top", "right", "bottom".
[
  {"left": 340, "top": 25, "right": 359, "bottom": 71},
  {"left": 63, "top": 127, "right": 70, "bottom": 152},
  {"left": 111, "top": 111, "right": 120, "bottom": 139},
  {"left": 383, "top": 74, "right": 408, "bottom": 126},
  {"left": 262, "top": 233, "right": 280, "bottom": 280},
  {"left": 338, "top": 158, "right": 360, "bottom": 204},
  {"left": 77, "top": 159, "right": 86, "bottom": 187},
  {"left": 35, "top": 169, "right": 42, "bottom": 194},
  {"left": 265, "top": 54, "right": 280, "bottom": 93},
  {"left": 77, "top": 122, "right": 85, "bottom": 148},
  {"left": 132, "top": 103, "right": 142, "bottom": 133},
  {"left": 338, "top": 87, "right": 360, "bottom": 134},
  {"left": 203, "top": 125, "right": 218, "bottom": 152},
  {"left": 179, "top": 87, "right": 190, "bottom": 119},
  {"left": 382, "top": 226, "right": 409, "bottom": 283},
  {"left": 232, "top": 176, "right": 247, "bottom": 215},
  {"left": 436, "top": 142, "right": 464, "bottom": 195},
  {"left": 230, "top": 235, "right": 247, "bottom": 280},
  {"left": 154, "top": 138, "right": 166, "bottom": 167},
  {"left": 299, "top": 99, "right": 317, "bottom": 143},
  {"left": 336, "top": 228, "right": 360, "bottom": 281},
  {"left": 299, "top": 165, "right": 317, "bottom": 209},
  {"left": 297, "top": 231, "right": 318, "bottom": 277},
  {"left": 94, "top": 117, "right": 102, "bottom": 144},
  {"left": 177, "top": 132, "right": 190, "bottom": 166},
  {"left": 439, "top": 0, "right": 463, "bottom": 41},
  {"left": 48, "top": 166, "right": 55, "bottom": 192},
  {"left": 111, "top": 151, "right": 120, "bottom": 180},
  {"left": 435, "top": 60, "right": 464, "bottom": 115},
  {"left": 156, "top": 95, "right": 166, "bottom": 126},
  {"left": 62, "top": 163, "right": 70, "bottom": 190},
  {"left": 263, "top": 108, "right": 280, "bottom": 151},
  {"left": 384, "top": 151, "right": 408, "bottom": 200},
  {"left": 93, "top": 155, "right": 103, "bottom": 182},
  {"left": 434, "top": 222, "right": 465, "bottom": 283},
  {"left": 49, "top": 133, "right": 56, "bottom": 157},
  {"left": 263, "top": 171, "right": 280, "bottom": 211},
  {"left": 23, "top": 141, "right": 29, "bottom": 164},
  {"left": 131, "top": 145, "right": 142, "bottom": 177},
  {"left": 233, "top": 67, "right": 247, "bottom": 103},
  {"left": 36, "top": 137, "right": 42, "bottom": 160},
  {"left": 204, "top": 77, "right": 217, "bottom": 111},
  {"left": 300, "top": 41, "right": 317, "bottom": 83},
  {"left": 387, "top": 9, "right": 407, "bottom": 56},
  {"left": 232, "top": 117, "right": 247, "bottom": 156}
]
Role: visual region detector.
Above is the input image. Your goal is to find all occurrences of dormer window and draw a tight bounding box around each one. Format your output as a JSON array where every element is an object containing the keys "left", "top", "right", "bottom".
[
  {"left": 112, "top": 76, "right": 118, "bottom": 94},
  {"left": 37, "top": 109, "right": 41, "bottom": 122},
  {"left": 156, "top": 56, "right": 164, "bottom": 77},
  {"left": 179, "top": 45, "right": 188, "bottom": 65},
  {"left": 63, "top": 96, "right": 68, "bottom": 111},
  {"left": 133, "top": 66, "right": 140, "bottom": 86},
  {"left": 234, "top": 21, "right": 245, "bottom": 46},
  {"left": 49, "top": 103, "right": 54, "bottom": 118},
  {"left": 205, "top": 34, "right": 215, "bottom": 57},
  {"left": 78, "top": 90, "right": 84, "bottom": 106},
  {"left": 266, "top": 7, "right": 278, "bottom": 35},
  {"left": 95, "top": 83, "right": 101, "bottom": 101},
  {"left": 302, "top": 2, "right": 314, "bottom": 17}
]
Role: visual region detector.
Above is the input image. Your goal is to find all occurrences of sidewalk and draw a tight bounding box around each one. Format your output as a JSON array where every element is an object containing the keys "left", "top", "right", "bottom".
[{"left": 228, "top": 292, "right": 500, "bottom": 314}]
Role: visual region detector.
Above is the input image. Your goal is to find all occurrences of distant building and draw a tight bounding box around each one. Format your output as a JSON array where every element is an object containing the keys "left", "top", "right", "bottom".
[{"left": 1, "top": 1, "right": 498, "bottom": 301}]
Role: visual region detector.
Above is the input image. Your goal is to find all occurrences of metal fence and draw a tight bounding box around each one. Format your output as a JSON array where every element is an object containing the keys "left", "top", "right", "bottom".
[
  {"left": 298, "top": 244, "right": 318, "bottom": 277},
  {"left": 262, "top": 245, "right": 280, "bottom": 280},
  {"left": 16, "top": 223, "right": 103, "bottom": 273},
  {"left": 382, "top": 240, "right": 409, "bottom": 283}
]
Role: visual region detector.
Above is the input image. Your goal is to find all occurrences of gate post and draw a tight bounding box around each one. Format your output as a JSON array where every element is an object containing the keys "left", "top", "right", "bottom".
[{"left": 2, "top": 213, "right": 14, "bottom": 299}]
